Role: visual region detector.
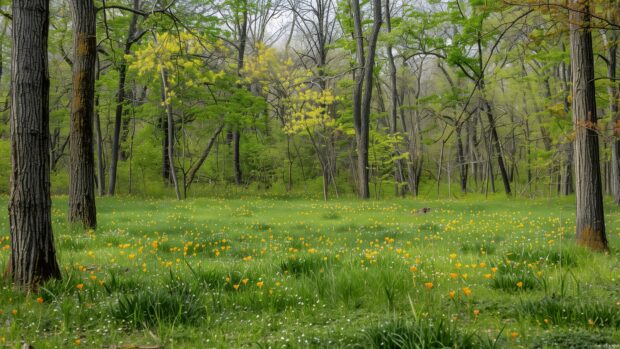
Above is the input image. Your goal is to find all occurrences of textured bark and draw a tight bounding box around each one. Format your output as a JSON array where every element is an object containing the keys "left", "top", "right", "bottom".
[
  {"left": 569, "top": 0, "right": 607, "bottom": 251},
  {"left": 69, "top": 0, "right": 97, "bottom": 228},
  {"left": 351, "top": 0, "right": 382, "bottom": 199},
  {"left": 9, "top": 0, "right": 61, "bottom": 289},
  {"left": 108, "top": 0, "right": 140, "bottom": 196}
]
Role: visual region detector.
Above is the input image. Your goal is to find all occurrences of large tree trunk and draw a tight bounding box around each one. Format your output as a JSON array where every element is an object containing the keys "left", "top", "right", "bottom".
[
  {"left": 569, "top": 0, "right": 607, "bottom": 251},
  {"left": 9, "top": 0, "right": 61, "bottom": 289},
  {"left": 108, "top": 0, "right": 140, "bottom": 196},
  {"left": 68, "top": 0, "right": 97, "bottom": 228},
  {"left": 351, "top": 0, "right": 382, "bottom": 199}
]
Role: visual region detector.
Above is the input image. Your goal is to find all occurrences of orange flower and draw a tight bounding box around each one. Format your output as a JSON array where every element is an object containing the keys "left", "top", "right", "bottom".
[
  {"left": 510, "top": 332, "right": 519, "bottom": 340},
  {"left": 473, "top": 309, "right": 480, "bottom": 316},
  {"left": 76, "top": 284, "right": 84, "bottom": 290},
  {"left": 151, "top": 240, "right": 158, "bottom": 249},
  {"left": 462, "top": 287, "right": 472, "bottom": 297},
  {"left": 233, "top": 284, "right": 240, "bottom": 291},
  {"left": 11, "top": 309, "right": 17, "bottom": 315},
  {"left": 36, "top": 297, "right": 44, "bottom": 304},
  {"left": 242, "top": 278, "right": 249, "bottom": 285},
  {"left": 256, "top": 281, "right": 264, "bottom": 289},
  {"left": 450, "top": 273, "right": 458, "bottom": 279},
  {"left": 409, "top": 265, "right": 417, "bottom": 272},
  {"left": 491, "top": 267, "right": 498, "bottom": 273},
  {"left": 516, "top": 281, "right": 523, "bottom": 288},
  {"left": 448, "top": 290, "right": 456, "bottom": 299},
  {"left": 424, "top": 282, "right": 433, "bottom": 289}
]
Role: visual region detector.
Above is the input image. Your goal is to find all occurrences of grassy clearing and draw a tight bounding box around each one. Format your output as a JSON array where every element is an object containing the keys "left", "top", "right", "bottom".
[{"left": 0, "top": 194, "right": 619, "bottom": 348}]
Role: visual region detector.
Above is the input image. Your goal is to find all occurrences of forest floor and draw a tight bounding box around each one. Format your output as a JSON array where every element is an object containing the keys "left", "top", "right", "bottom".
[{"left": 0, "top": 195, "right": 619, "bottom": 348}]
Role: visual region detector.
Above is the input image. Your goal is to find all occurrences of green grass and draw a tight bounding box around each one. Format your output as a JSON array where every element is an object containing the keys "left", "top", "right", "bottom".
[{"left": 0, "top": 194, "right": 619, "bottom": 348}]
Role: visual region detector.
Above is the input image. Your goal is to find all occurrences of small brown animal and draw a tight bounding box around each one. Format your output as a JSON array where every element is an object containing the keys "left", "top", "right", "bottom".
[{"left": 411, "top": 207, "right": 431, "bottom": 214}]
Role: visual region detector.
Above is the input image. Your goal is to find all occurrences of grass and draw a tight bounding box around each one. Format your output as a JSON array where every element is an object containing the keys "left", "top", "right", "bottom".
[{"left": 0, "top": 194, "right": 618, "bottom": 347}]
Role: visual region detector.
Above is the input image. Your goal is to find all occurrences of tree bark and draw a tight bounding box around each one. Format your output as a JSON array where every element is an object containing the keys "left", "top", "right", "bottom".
[
  {"left": 69, "top": 0, "right": 97, "bottom": 228},
  {"left": 9, "top": 0, "right": 61, "bottom": 289},
  {"left": 569, "top": 0, "right": 607, "bottom": 251}
]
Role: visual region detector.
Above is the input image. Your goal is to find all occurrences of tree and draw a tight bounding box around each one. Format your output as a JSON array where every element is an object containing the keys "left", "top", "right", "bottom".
[
  {"left": 569, "top": 0, "right": 607, "bottom": 251},
  {"left": 69, "top": 0, "right": 97, "bottom": 228},
  {"left": 350, "top": 0, "right": 383, "bottom": 199},
  {"left": 9, "top": 0, "right": 61, "bottom": 289},
  {"left": 107, "top": 0, "right": 142, "bottom": 196}
]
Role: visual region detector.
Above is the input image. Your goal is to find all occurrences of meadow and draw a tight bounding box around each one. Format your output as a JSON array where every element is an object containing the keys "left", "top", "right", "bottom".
[{"left": 0, "top": 195, "right": 619, "bottom": 348}]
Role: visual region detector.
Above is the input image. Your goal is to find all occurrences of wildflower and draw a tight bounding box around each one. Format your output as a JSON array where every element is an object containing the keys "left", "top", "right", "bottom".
[
  {"left": 74, "top": 338, "right": 81, "bottom": 345},
  {"left": 152, "top": 240, "right": 159, "bottom": 249},
  {"left": 491, "top": 267, "right": 498, "bottom": 273},
  {"left": 449, "top": 253, "right": 457, "bottom": 260},
  {"left": 233, "top": 284, "right": 240, "bottom": 290},
  {"left": 510, "top": 332, "right": 519, "bottom": 340},
  {"left": 448, "top": 290, "right": 456, "bottom": 299},
  {"left": 409, "top": 265, "right": 417, "bottom": 272},
  {"left": 424, "top": 282, "right": 433, "bottom": 289},
  {"left": 242, "top": 278, "right": 249, "bottom": 285},
  {"left": 588, "top": 319, "right": 595, "bottom": 326},
  {"left": 462, "top": 273, "right": 468, "bottom": 280},
  {"left": 544, "top": 319, "right": 550, "bottom": 324},
  {"left": 449, "top": 272, "right": 458, "bottom": 279},
  {"left": 36, "top": 297, "right": 43, "bottom": 304},
  {"left": 455, "top": 263, "right": 462, "bottom": 269},
  {"left": 462, "top": 287, "right": 472, "bottom": 297},
  {"left": 11, "top": 309, "right": 17, "bottom": 315},
  {"left": 473, "top": 309, "right": 480, "bottom": 316},
  {"left": 257, "top": 281, "right": 264, "bottom": 289},
  {"left": 484, "top": 273, "right": 492, "bottom": 279},
  {"left": 76, "top": 284, "right": 84, "bottom": 290},
  {"left": 479, "top": 262, "right": 487, "bottom": 268},
  {"left": 516, "top": 281, "right": 523, "bottom": 288}
]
